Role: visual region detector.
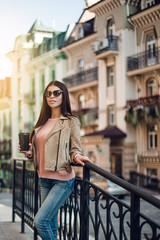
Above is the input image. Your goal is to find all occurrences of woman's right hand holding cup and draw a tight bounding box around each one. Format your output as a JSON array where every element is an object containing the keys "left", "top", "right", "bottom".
[{"left": 18, "top": 143, "right": 33, "bottom": 159}]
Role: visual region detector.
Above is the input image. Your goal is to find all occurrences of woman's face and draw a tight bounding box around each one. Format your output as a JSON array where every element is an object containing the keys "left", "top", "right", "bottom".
[{"left": 46, "top": 85, "right": 63, "bottom": 109}]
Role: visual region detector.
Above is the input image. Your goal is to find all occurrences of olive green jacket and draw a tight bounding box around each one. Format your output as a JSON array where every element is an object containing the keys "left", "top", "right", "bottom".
[{"left": 32, "top": 116, "right": 82, "bottom": 172}]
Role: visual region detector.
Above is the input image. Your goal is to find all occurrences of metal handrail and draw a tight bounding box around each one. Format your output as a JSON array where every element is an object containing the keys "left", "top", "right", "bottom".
[
  {"left": 85, "top": 161, "right": 160, "bottom": 208},
  {"left": 12, "top": 157, "right": 160, "bottom": 240}
]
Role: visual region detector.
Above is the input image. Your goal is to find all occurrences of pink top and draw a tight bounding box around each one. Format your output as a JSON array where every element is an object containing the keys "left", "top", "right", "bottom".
[{"left": 35, "top": 118, "right": 75, "bottom": 180}]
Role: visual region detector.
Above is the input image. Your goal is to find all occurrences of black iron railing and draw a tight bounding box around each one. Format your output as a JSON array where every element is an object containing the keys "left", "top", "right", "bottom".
[
  {"left": 63, "top": 67, "right": 98, "bottom": 88},
  {"left": 127, "top": 47, "right": 160, "bottom": 71},
  {"left": 12, "top": 158, "right": 160, "bottom": 240},
  {"left": 0, "top": 139, "right": 11, "bottom": 160},
  {"left": 130, "top": 171, "right": 160, "bottom": 192},
  {"left": 95, "top": 36, "right": 119, "bottom": 55}
]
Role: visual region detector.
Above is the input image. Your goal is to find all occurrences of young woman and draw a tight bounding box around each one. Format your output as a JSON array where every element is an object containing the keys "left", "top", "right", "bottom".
[{"left": 19, "top": 80, "right": 91, "bottom": 240}]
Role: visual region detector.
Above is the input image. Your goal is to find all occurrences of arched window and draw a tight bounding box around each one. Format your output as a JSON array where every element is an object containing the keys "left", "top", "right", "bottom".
[
  {"left": 146, "top": 79, "right": 158, "bottom": 96},
  {"left": 146, "top": 34, "right": 156, "bottom": 65},
  {"left": 107, "top": 18, "right": 115, "bottom": 37},
  {"left": 78, "top": 95, "right": 86, "bottom": 109}
]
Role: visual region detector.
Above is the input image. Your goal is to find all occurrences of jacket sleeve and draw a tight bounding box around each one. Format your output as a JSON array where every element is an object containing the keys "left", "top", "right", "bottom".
[{"left": 69, "top": 117, "right": 83, "bottom": 163}]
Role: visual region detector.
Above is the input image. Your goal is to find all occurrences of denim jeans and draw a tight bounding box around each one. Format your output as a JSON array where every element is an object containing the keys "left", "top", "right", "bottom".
[{"left": 34, "top": 177, "right": 75, "bottom": 240}]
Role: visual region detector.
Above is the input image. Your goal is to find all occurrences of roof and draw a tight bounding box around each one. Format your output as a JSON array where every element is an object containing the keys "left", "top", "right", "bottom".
[
  {"left": 84, "top": 126, "right": 127, "bottom": 138},
  {"left": 28, "top": 19, "right": 54, "bottom": 33}
]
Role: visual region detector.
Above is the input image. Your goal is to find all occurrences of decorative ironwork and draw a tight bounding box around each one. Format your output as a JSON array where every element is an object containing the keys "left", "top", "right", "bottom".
[
  {"left": 127, "top": 48, "right": 160, "bottom": 72},
  {"left": 125, "top": 94, "right": 160, "bottom": 128},
  {"left": 95, "top": 36, "right": 119, "bottom": 55},
  {"left": 0, "top": 139, "right": 11, "bottom": 159},
  {"left": 63, "top": 67, "right": 98, "bottom": 88},
  {"left": 130, "top": 171, "right": 160, "bottom": 192},
  {"left": 12, "top": 158, "right": 160, "bottom": 240},
  {"left": 75, "top": 107, "right": 98, "bottom": 127}
]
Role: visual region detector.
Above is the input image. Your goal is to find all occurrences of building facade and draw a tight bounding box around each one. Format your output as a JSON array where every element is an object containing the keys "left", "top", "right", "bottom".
[
  {"left": 7, "top": 19, "right": 69, "bottom": 158},
  {"left": 7, "top": 0, "right": 160, "bottom": 182},
  {"left": 85, "top": 0, "right": 160, "bottom": 179},
  {"left": 0, "top": 77, "right": 12, "bottom": 187}
]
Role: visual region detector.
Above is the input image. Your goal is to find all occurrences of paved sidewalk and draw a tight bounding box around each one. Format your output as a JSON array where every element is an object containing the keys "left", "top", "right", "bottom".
[{"left": 0, "top": 191, "right": 33, "bottom": 240}]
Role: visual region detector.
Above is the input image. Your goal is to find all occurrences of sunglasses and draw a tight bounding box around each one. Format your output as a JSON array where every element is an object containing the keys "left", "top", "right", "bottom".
[{"left": 45, "top": 90, "right": 63, "bottom": 97}]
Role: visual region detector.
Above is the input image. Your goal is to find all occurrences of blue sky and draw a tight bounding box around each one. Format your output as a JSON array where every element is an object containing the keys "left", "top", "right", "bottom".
[{"left": 0, "top": 0, "right": 86, "bottom": 78}]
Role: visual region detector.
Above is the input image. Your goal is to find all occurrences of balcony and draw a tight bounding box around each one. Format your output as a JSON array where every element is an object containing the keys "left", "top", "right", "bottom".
[
  {"left": 138, "top": 155, "right": 160, "bottom": 164},
  {"left": 92, "top": 36, "right": 119, "bottom": 57},
  {"left": 0, "top": 139, "right": 11, "bottom": 160},
  {"left": 24, "top": 93, "right": 35, "bottom": 105},
  {"left": 127, "top": 48, "right": 160, "bottom": 75},
  {"left": 76, "top": 107, "right": 98, "bottom": 128},
  {"left": 63, "top": 67, "right": 98, "bottom": 88},
  {"left": 125, "top": 94, "right": 160, "bottom": 128}
]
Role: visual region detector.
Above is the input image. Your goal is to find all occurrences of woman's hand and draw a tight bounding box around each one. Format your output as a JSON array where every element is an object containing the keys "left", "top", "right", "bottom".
[
  {"left": 18, "top": 143, "right": 33, "bottom": 159},
  {"left": 74, "top": 154, "right": 92, "bottom": 166}
]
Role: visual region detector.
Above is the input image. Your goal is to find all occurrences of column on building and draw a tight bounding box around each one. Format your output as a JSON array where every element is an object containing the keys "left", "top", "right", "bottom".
[
  {"left": 98, "top": 59, "right": 107, "bottom": 130},
  {"left": 35, "top": 71, "right": 41, "bottom": 121}
]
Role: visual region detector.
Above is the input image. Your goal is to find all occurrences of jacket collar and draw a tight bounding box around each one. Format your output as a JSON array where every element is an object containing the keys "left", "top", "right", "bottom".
[{"left": 34, "top": 115, "right": 69, "bottom": 137}]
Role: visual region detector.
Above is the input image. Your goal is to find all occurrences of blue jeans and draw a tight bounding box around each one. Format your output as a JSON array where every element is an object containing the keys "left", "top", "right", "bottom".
[{"left": 34, "top": 178, "right": 75, "bottom": 240}]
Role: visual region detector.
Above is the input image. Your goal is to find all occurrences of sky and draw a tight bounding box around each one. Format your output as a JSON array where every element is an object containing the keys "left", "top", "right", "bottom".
[{"left": 0, "top": 0, "right": 86, "bottom": 79}]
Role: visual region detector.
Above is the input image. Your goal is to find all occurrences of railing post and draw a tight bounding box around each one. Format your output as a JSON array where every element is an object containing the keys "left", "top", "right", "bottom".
[
  {"left": 130, "top": 193, "right": 140, "bottom": 240},
  {"left": 21, "top": 160, "right": 26, "bottom": 233},
  {"left": 80, "top": 165, "right": 90, "bottom": 240},
  {"left": 34, "top": 169, "right": 38, "bottom": 240},
  {"left": 12, "top": 159, "right": 16, "bottom": 222}
]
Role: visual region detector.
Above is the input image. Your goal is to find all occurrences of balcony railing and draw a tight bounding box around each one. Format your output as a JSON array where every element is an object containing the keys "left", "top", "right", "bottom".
[
  {"left": 75, "top": 107, "right": 98, "bottom": 127},
  {"left": 127, "top": 48, "right": 160, "bottom": 72},
  {"left": 13, "top": 158, "right": 160, "bottom": 240},
  {"left": 92, "top": 36, "right": 119, "bottom": 55},
  {"left": 125, "top": 94, "right": 160, "bottom": 128},
  {"left": 24, "top": 93, "right": 35, "bottom": 105},
  {"left": 130, "top": 171, "right": 160, "bottom": 192},
  {"left": 0, "top": 139, "right": 11, "bottom": 160},
  {"left": 63, "top": 67, "right": 98, "bottom": 88}
]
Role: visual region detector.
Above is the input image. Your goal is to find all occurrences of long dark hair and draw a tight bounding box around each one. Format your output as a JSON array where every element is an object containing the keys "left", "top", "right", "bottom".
[{"left": 30, "top": 80, "right": 74, "bottom": 141}]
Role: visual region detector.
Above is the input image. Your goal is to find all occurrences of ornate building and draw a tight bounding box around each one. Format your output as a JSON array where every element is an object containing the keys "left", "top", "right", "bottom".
[
  {"left": 0, "top": 77, "right": 12, "bottom": 187},
  {"left": 7, "top": 19, "right": 70, "bottom": 158},
  {"left": 7, "top": 0, "right": 160, "bottom": 181}
]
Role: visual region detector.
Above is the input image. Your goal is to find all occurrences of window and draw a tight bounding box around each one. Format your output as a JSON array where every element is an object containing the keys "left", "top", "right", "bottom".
[
  {"left": 78, "top": 95, "right": 86, "bottom": 109},
  {"left": 148, "top": 125, "right": 157, "bottom": 149},
  {"left": 54, "top": 38, "right": 58, "bottom": 48},
  {"left": 52, "top": 70, "right": 55, "bottom": 81},
  {"left": 147, "top": 168, "right": 157, "bottom": 178},
  {"left": 146, "top": 79, "right": 158, "bottom": 96},
  {"left": 78, "top": 27, "right": 84, "bottom": 39},
  {"left": 40, "top": 74, "right": 45, "bottom": 94},
  {"left": 107, "top": 66, "right": 114, "bottom": 86},
  {"left": 107, "top": 18, "right": 115, "bottom": 37},
  {"left": 146, "top": 0, "right": 155, "bottom": 7},
  {"left": 78, "top": 59, "right": 84, "bottom": 72},
  {"left": 108, "top": 105, "right": 115, "bottom": 125},
  {"left": 146, "top": 34, "right": 155, "bottom": 58}
]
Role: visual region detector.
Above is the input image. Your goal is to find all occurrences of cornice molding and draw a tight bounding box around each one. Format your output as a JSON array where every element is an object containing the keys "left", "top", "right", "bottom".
[
  {"left": 62, "top": 33, "right": 97, "bottom": 55},
  {"left": 89, "top": 0, "right": 121, "bottom": 16},
  {"left": 131, "top": 5, "right": 160, "bottom": 28},
  {"left": 26, "top": 49, "right": 61, "bottom": 72}
]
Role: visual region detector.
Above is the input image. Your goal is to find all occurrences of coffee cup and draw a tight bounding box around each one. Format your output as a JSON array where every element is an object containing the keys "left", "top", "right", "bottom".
[{"left": 19, "top": 133, "right": 30, "bottom": 152}]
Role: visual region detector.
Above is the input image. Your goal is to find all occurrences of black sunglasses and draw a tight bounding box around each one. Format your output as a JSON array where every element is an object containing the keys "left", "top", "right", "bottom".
[{"left": 45, "top": 90, "right": 63, "bottom": 97}]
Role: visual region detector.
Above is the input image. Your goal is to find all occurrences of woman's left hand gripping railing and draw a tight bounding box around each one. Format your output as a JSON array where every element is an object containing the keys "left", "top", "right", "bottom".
[{"left": 12, "top": 157, "right": 39, "bottom": 240}]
